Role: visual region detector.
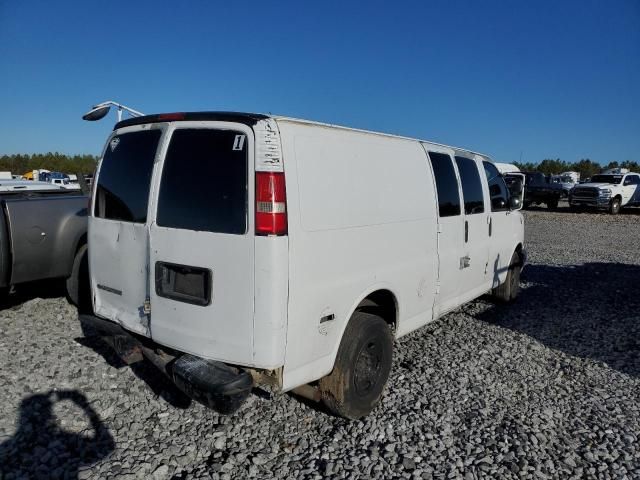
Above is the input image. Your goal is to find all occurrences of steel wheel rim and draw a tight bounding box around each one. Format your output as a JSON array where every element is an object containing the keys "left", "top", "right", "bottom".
[{"left": 353, "top": 340, "right": 383, "bottom": 396}]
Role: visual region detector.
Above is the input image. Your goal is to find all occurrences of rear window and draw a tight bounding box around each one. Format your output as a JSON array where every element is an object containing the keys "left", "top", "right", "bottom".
[
  {"left": 95, "top": 129, "right": 161, "bottom": 223},
  {"left": 156, "top": 129, "right": 248, "bottom": 234}
]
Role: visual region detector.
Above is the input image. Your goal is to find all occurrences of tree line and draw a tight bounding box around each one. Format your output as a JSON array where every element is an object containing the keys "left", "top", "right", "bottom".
[
  {"left": 0, "top": 153, "right": 98, "bottom": 176},
  {"left": 513, "top": 159, "right": 639, "bottom": 179},
  {"left": 1, "top": 153, "right": 637, "bottom": 180}
]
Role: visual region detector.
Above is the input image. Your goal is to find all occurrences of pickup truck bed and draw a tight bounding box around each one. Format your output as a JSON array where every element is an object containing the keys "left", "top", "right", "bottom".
[
  {"left": 522, "top": 172, "right": 563, "bottom": 209},
  {"left": 0, "top": 190, "right": 88, "bottom": 301}
]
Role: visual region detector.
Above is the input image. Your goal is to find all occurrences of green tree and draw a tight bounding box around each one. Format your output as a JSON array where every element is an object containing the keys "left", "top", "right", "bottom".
[
  {"left": 570, "top": 159, "right": 600, "bottom": 179},
  {"left": 0, "top": 153, "right": 98, "bottom": 176}
]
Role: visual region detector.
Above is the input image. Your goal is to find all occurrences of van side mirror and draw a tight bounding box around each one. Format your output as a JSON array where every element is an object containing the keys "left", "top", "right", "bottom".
[
  {"left": 491, "top": 198, "right": 507, "bottom": 210},
  {"left": 506, "top": 177, "right": 523, "bottom": 196},
  {"left": 504, "top": 173, "right": 525, "bottom": 210}
]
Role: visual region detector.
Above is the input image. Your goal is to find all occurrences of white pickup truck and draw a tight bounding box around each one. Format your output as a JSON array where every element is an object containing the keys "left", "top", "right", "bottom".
[{"left": 570, "top": 169, "right": 640, "bottom": 214}]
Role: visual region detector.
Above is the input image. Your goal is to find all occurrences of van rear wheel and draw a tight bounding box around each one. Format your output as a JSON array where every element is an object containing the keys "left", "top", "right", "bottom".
[
  {"left": 492, "top": 251, "right": 522, "bottom": 303},
  {"left": 319, "top": 312, "right": 393, "bottom": 419}
]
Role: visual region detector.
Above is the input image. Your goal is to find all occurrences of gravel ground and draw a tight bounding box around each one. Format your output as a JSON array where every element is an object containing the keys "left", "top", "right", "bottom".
[{"left": 1, "top": 204, "right": 639, "bottom": 479}]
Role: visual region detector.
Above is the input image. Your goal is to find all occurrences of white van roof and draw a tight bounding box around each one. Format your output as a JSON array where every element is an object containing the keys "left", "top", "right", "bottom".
[{"left": 113, "top": 111, "right": 495, "bottom": 162}]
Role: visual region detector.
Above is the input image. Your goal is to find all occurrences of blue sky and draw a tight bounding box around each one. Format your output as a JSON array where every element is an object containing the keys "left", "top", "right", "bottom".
[{"left": 0, "top": 0, "right": 638, "bottom": 165}]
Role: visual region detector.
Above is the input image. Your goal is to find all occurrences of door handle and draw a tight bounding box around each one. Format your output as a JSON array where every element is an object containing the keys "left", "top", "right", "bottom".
[
  {"left": 464, "top": 220, "right": 468, "bottom": 243},
  {"left": 488, "top": 217, "right": 492, "bottom": 237}
]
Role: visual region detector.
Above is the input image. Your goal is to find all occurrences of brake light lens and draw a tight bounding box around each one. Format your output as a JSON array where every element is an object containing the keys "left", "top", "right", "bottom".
[
  {"left": 255, "top": 172, "right": 287, "bottom": 236},
  {"left": 157, "top": 112, "right": 185, "bottom": 121}
]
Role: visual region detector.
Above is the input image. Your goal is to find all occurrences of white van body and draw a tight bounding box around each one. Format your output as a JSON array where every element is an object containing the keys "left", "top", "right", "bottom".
[
  {"left": 87, "top": 112, "right": 525, "bottom": 415},
  {"left": 494, "top": 162, "right": 520, "bottom": 174}
]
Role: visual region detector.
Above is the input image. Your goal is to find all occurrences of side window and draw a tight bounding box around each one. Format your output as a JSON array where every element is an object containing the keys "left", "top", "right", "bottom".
[
  {"left": 483, "top": 161, "right": 509, "bottom": 212},
  {"left": 428, "top": 152, "right": 461, "bottom": 217},
  {"left": 455, "top": 156, "right": 484, "bottom": 214},
  {"left": 625, "top": 175, "right": 639, "bottom": 185}
]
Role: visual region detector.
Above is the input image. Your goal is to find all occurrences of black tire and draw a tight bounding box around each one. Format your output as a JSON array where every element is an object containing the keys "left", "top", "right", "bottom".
[
  {"left": 0, "top": 286, "right": 9, "bottom": 305},
  {"left": 547, "top": 198, "right": 559, "bottom": 210},
  {"left": 66, "top": 244, "right": 92, "bottom": 313},
  {"left": 319, "top": 312, "right": 393, "bottom": 419},
  {"left": 492, "top": 251, "right": 522, "bottom": 303},
  {"left": 609, "top": 197, "right": 621, "bottom": 215}
]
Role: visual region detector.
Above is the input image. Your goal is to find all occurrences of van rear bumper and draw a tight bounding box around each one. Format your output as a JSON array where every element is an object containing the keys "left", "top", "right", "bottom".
[{"left": 79, "top": 314, "right": 254, "bottom": 414}]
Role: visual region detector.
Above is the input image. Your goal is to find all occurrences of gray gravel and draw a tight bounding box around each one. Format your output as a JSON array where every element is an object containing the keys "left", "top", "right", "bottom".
[{"left": 1, "top": 205, "right": 639, "bottom": 479}]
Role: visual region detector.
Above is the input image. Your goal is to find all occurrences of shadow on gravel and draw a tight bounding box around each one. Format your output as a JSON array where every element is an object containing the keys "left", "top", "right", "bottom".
[
  {"left": 478, "top": 262, "right": 640, "bottom": 378},
  {"left": 0, "top": 279, "right": 67, "bottom": 311},
  {"left": 0, "top": 390, "right": 114, "bottom": 479}
]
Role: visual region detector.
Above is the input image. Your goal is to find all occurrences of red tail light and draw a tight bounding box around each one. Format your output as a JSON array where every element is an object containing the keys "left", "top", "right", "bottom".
[
  {"left": 255, "top": 172, "right": 287, "bottom": 236},
  {"left": 158, "top": 112, "right": 185, "bottom": 121}
]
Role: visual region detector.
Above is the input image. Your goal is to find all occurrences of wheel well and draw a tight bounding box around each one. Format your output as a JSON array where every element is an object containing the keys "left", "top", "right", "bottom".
[
  {"left": 355, "top": 289, "right": 397, "bottom": 330},
  {"left": 75, "top": 233, "right": 87, "bottom": 254},
  {"left": 515, "top": 243, "right": 524, "bottom": 266}
]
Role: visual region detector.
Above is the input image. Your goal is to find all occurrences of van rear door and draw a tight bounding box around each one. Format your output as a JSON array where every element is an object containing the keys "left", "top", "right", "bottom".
[
  {"left": 147, "top": 123, "right": 255, "bottom": 366},
  {"left": 90, "top": 126, "right": 163, "bottom": 336}
]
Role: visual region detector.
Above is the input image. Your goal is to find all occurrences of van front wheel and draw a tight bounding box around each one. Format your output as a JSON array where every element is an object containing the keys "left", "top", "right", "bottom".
[
  {"left": 319, "top": 312, "right": 393, "bottom": 419},
  {"left": 492, "top": 251, "right": 522, "bottom": 303}
]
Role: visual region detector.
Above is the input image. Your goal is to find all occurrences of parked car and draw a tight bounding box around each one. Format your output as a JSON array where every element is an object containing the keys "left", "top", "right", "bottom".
[
  {"left": 570, "top": 169, "right": 640, "bottom": 214},
  {"left": 0, "top": 181, "right": 89, "bottom": 306},
  {"left": 550, "top": 171, "right": 580, "bottom": 197},
  {"left": 82, "top": 111, "right": 526, "bottom": 419},
  {"left": 521, "top": 172, "right": 563, "bottom": 209}
]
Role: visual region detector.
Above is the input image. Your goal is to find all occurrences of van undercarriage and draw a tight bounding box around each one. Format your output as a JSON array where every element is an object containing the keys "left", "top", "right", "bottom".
[{"left": 79, "top": 315, "right": 255, "bottom": 414}]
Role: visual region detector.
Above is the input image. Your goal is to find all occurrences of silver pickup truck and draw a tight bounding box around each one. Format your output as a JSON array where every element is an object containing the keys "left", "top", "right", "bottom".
[{"left": 0, "top": 184, "right": 89, "bottom": 307}]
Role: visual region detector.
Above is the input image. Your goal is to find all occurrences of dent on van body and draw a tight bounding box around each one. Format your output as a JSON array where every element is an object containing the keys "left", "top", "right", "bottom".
[{"left": 89, "top": 217, "right": 150, "bottom": 336}]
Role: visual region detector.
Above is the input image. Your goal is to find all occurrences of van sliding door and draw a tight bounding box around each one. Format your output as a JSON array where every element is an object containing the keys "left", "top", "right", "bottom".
[
  {"left": 425, "top": 149, "right": 464, "bottom": 316},
  {"left": 454, "top": 155, "right": 490, "bottom": 300}
]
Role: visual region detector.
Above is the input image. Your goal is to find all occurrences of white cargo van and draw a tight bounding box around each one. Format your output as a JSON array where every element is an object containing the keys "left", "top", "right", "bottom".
[{"left": 83, "top": 112, "right": 525, "bottom": 419}]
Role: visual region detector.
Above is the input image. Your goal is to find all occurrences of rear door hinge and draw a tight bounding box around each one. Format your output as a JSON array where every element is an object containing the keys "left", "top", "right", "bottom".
[{"left": 143, "top": 297, "right": 151, "bottom": 315}]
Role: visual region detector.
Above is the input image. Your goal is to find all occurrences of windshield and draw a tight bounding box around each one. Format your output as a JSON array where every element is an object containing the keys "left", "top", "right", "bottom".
[{"left": 590, "top": 175, "right": 622, "bottom": 185}]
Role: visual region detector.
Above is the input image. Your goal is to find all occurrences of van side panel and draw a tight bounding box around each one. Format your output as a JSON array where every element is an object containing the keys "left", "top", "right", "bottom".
[
  {"left": 278, "top": 121, "right": 439, "bottom": 390},
  {"left": 252, "top": 236, "right": 289, "bottom": 368}
]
